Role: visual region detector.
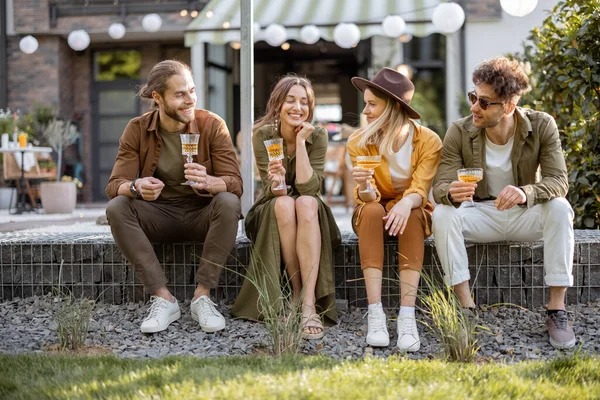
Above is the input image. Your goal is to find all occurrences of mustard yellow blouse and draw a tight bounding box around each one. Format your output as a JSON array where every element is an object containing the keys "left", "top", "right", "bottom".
[{"left": 346, "top": 120, "right": 442, "bottom": 212}]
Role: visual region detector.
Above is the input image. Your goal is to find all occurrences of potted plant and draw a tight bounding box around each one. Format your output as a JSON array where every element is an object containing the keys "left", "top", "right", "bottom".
[
  {"left": 0, "top": 108, "right": 14, "bottom": 136},
  {"left": 39, "top": 119, "right": 81, "bottom": 214}
]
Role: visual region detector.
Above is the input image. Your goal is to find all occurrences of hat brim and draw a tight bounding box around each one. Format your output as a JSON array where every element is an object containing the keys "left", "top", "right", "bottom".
[{"left": 351, "top": 76, "right": 422, "bottom": 120}]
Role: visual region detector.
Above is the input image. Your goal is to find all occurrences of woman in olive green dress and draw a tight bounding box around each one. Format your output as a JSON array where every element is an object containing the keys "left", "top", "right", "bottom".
[{"left": 231, "top": 75, "right": 340, "bottom": 339}]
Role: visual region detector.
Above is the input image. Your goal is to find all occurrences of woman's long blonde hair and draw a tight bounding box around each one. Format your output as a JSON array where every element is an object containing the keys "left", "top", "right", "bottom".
[
  {"left": 253, "top": 74, "right": 315, "bottom": 135},
  {"left": 354, "top": 87, "right": 410, "bottom": 154}
]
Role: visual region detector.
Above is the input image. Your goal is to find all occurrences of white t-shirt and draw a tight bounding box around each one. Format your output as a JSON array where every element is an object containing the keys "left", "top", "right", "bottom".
[
  {"left": 485, "top": 134, "right": 515, "bottom": 197},
  {"left": 383, "top": 128, "right": 414, "bottom": 193}
]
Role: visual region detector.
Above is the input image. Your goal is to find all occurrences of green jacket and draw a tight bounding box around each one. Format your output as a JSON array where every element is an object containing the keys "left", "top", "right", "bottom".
[{"left": 432, "top": 107, "right": 568, "bottom": 208}]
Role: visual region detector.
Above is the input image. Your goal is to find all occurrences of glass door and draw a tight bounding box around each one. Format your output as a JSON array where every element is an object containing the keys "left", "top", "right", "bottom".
[{"left": 92, "top": 50, "right": 141, "bottom": 200}]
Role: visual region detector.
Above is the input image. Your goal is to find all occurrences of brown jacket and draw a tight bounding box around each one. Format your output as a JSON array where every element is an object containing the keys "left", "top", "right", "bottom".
[
  {"left": 432, "top": 107, "right": 568, "bottom": 208},
  {"left": 105, "top": 109, "right": 242, "bottom": 199}
]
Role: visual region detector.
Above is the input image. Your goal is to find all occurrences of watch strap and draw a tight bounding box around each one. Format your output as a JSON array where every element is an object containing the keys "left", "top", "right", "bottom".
[{"left": 130, "top": 179, "right": 141, "bottom": 198}]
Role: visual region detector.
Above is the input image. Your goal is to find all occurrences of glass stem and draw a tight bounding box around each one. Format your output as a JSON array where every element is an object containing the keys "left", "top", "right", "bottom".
[{"left": 186, "top": 155, "right": 193, "bottom": 163}]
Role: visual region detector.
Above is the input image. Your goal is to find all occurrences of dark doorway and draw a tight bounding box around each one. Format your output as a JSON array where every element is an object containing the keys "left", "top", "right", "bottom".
[{"left": 91, "top": 49, "right": 142, "bottom": 200}]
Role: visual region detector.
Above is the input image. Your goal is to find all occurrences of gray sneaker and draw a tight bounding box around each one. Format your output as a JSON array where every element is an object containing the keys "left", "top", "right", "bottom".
[{"left": 546, "top": 310, "right": 576, "bottom": 349}]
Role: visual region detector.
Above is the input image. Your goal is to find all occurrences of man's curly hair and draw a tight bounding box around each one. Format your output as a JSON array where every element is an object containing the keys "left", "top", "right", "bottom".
[{"left": 472, "top": 57, "right": 530, "bottom": 102}]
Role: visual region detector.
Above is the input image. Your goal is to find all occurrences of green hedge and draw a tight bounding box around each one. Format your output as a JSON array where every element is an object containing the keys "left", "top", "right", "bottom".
[{"left": 521, "top": 0, "right": 600, "bottom": 228}]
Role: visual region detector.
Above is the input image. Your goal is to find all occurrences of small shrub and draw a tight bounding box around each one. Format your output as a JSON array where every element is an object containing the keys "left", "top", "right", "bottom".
[
  {"left": 54, "top": 294, "right": 93, "bottom": 351},
  {"left": 419, "top": 278, "right": 480, "bottom": 363},
  {"left": 415, "top": 251, "right": 486, "bottom": 363},
  {"left": 246, "top": 252, "right": 305, "bottom": 356},
  {"left": 52, "top": 261, "right": 94, "bottom": 351}
]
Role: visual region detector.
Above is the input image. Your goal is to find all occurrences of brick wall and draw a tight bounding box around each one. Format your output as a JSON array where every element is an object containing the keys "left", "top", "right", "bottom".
[
  {"left": 13, "top": 0, "right": 51, "bottom": 33},
  {"left": 7, "top": 36, "right": 61, "bottom": 112}
]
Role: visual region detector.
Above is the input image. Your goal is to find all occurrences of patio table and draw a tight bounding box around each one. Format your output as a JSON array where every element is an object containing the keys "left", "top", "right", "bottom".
[{"left": 0, "top": 146, "right": 53, "bottom": 214}]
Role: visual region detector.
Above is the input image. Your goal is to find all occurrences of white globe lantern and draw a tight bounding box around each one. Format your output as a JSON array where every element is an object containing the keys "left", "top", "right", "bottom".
[
  {"left": 67, "top": 30, "right": 90, "bottom": 51},
  {"left": 19, "top": 35, "right": 38, "bottom": 54},
  {"left": 300, "top": 25, "right": 320, "bottom": 44},
  {"left": 263, "top": 23, "right": 287, "bottom": 47},
  {"left": 382, "top": 15, "right": 406, "bottom": 38},
  {"left": 333, "top": 23, "right": 360, "bottom": 49},
  {"left": 500, "top": 0, "right": 538, "bottom": 17},
  {"left": 108, "top": 23, "right": 126, "bottom": 40},
  {"left": 142, "top": 13, "right": 162, "bottom": 32},
  {"left": 432, "top": 3, "right": 465, "bottom": 34}
]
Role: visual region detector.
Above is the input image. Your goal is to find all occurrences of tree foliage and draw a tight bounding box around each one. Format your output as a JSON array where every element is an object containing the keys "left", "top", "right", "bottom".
[{"left": 521, "top": 0, "right": 600, "bottom": 228}]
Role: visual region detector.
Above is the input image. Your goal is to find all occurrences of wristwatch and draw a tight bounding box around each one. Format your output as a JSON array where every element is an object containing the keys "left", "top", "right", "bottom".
[{"left": 130, "top": 179, "right": 142, "bottom": 198}]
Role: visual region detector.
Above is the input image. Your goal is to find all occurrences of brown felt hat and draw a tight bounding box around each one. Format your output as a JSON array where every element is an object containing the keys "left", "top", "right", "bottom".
[{"left": 351, "top": 67, "right": 421, "bottom": 120}]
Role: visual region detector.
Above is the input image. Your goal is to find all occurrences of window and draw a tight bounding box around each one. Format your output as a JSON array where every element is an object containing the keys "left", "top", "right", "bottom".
[{"left": 94, "top": 50, "right": 142, "bottom": 81}]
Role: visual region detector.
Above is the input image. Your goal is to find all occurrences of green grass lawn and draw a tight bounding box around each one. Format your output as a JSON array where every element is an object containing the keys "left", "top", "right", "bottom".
[{"left": 1, "top": 354, "right": 599, "bottom": 399}]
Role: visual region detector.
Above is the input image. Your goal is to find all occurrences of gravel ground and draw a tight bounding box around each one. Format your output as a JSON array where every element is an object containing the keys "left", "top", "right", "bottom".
[{"left": 1, "top": 295, "right": 598, "bottom": 362}]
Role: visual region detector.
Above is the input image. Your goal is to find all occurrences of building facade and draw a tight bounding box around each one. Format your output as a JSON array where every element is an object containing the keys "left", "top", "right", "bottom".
[{"left": 1, "top": 0, "right": 558, "bottom": 202}]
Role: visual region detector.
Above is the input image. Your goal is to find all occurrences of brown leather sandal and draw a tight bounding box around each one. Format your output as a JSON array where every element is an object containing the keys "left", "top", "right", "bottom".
[{"left": 302, "top": 313, "right": 325, "bottom": 340}]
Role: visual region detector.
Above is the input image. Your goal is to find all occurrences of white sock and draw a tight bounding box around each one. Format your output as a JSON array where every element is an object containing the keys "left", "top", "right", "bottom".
[
  {"left": 399, "top": 306, "right": 415, "bottom": 316},
  {"left": 368, "top": 302, "right": 383, "bottom": 311}
]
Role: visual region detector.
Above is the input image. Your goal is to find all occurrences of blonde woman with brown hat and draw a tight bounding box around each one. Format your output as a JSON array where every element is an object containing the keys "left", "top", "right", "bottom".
[{"left": 346, "top": 67, "right": 442, "bottom": 351}]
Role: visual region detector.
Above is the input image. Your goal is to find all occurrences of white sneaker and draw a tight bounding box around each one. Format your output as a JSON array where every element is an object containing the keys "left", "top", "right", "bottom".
[
  {"left": 140, "top": 296, "right": 181, "bottom": 333},
  {"left": 396, "top": 314, "right": 420, "bottom": 352},
  {"left": 366, "top": 304, "right": 389, "bottom": 347},
  {"left": 190, "top": 295, "right": 226, "bottom": 333}
]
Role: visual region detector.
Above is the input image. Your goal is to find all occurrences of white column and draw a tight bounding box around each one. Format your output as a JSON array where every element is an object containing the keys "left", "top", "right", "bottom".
[
  {"left": 240, "top": 0, "right": 254, "bottom": 220},
  {"left": 191, "top": 43, "right": 206, "bottom": 109},
  {"left": 445, "top": 32, "right": 462, "bottom": 125}
]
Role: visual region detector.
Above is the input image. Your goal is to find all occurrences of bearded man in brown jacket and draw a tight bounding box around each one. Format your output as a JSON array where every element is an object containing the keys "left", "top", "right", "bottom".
[{"left": 105, "top": 60, "right": 242, "bottom": 334}]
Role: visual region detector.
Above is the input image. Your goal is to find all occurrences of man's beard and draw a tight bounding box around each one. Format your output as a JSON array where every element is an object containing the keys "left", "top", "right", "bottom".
[{"left": 164, "top": 103, "right": 194, "bottom": 124}]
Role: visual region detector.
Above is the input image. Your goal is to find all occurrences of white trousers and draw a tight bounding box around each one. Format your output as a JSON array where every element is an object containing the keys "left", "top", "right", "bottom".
[{"left": 431, "top": 198, "right": 574, "bottom": 287}]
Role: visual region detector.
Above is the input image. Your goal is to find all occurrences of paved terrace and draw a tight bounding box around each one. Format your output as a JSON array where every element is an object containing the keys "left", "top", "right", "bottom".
[{"left": 0, "top": 206, "right": 599, "bottom": 309}]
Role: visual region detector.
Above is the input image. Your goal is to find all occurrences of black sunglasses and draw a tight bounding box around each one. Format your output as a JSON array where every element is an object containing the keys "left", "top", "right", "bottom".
[{"left": 467, "top": 91, "right": 504, "bottom": 110}]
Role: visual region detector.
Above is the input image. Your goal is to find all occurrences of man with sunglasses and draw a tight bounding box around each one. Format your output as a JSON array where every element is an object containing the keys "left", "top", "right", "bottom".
[{"left": 431, "top": 57, "right": 576, "bottom": 350}]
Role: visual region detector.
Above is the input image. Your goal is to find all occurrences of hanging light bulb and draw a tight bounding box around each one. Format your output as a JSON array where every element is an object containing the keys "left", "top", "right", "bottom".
[
  {"left": 382, "top": 15, "right": 406, "bottom": 38},
  {"left": 500, "top": 0, "right": 538, "bottom": 17},
  {"left": 432, "top": 3, "right": 465, "bottom": 34},
  {"left": 142, "top": 13, "right": 162, "bottom": 32},
  {"left": 300, "top": 25, "right": 320, "bottom": 44},
  {"left": 333, "top": 23, "right": 360, "bottom": 49},
  {"left": 398, "top": 33, "right": 413, "bottom": 43},
  {"left": 67, "top": 30, "right": 90, "bottom": 51},
  {"left": 108, "top": 23, "right": 126, "bottom": 40},
  {"left": 263, "top": 24, "right": 287, "bottom": 47},
  {"left": 19, "top": 35, "right": 39, "bottom": 54}
]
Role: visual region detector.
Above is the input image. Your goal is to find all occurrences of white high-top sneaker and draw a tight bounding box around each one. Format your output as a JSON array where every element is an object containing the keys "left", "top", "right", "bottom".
[
  {"left": 396, "top": 314, "right": 420, "bottom": 352},
  {"left": 366, "top": 303, "right": 389, "bottom": 347},
  {"left": 191, "top": 295, "right": 226, "bottom": 333},
  {"left": 140, "top": 296, "right": 181, "bottom": 333}
]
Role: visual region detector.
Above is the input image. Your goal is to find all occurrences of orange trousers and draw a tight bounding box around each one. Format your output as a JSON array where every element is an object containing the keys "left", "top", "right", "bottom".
[{"left": 352, "top": 202, "right": 431, "bottom": 272}]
